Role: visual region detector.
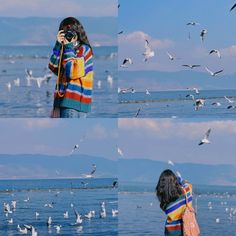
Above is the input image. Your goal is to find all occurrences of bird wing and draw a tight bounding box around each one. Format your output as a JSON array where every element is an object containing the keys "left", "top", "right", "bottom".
[
  {"left": 230, "top": 3, "right": 236, "bottom": 11},
  {"left": 144, "top": 40, "right": 151, "bottom": 53},
  {"left": 205, "top": 67, "right": 213, "bottom": 75},
  {"left": 167, "top": 52, "right": 173, "bottom": 59},
  {"left": 182, "top": 65, "right": 190, "bottom": 68},
  {"left": 214, "top": 69, "right": 223, "bottom": 75},
  {"left": 90, "top": 165, "right": 96, "bottom": 175},
  {"left": 192, "top": 65, "right": 201, "bottom": 68},
  {"left": 205, "top": 129, "right": 211, "bottom": 139}
]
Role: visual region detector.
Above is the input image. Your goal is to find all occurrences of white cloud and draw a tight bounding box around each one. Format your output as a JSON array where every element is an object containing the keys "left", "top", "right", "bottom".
[
  {"left": 221, "top": 45, "right": 236, "bottom": 57},
  {"left": 24, "top": 119, "right": 59, "bottom": 130},
  {"left": 86, "top": 124, "right": 109, "bottom": 140}
]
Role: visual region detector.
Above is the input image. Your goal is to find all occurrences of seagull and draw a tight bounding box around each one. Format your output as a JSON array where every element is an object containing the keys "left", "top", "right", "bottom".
[
  {"left": 209, "top": 49, "right": 221, "bottom": 58},
  {"left": 24, "top": 197, "right": 30, "bottom": 202},
  {"left": 120, "top": 58, "right": 133, "bottom": 68},
  {"left": 113, "top": 180, "right": 118, "bottom": 188},
  {"left": 200, "top": 29, "right": 207, "bottom": 42},
  {"left": 186, "top": 22, "right": 200, "bottom": 26},
  {"left": 97, "top": 80, "right": 102, "bottom": 89},
  {"left": 143, "top": 39, "right": 155, "bottom": 62},
  {"left": 166, "top": 52, "right": 175, "bottom": 61},
  {"left": 31, "top": 227, "right": 38, "bottom": 236},
  {"left": 11, "top": 200, "right": 17, "bottom": 210},
  {"left": 54, "top": 225, "right": 62, "bottom": 233},
  {"left": 216, "top": 218, "right": 220, "bottom": 223},
  {"left": 8, "top": 218, "right": 13, "bottom": 224},
  {"left": 90, "top": 164, "right": 96, "bottom": 175},
  {"left": 70, "top": 144, "right": 79, "bottom": 155},
  {"left": 193, "top": 88, "right": 200, "bottom": 94},
  {"left": 182, "top": 64, "right": 201, "bottom": 69},
  {"left": 25, "top": 69, "right": 52, "bottom": 88},
  {"left": 198, "top": 128, "right": 211, "bottom": 145},
  {"left": 35, "top": 212, "right": 39, "bottom": 218},
  {"left": 117, "top": 146, "right": 124, "bottom": 157},
  {"left": 135, "top": 108, "right": 141, "bottom": 118},
  {"left": 168, "top": 160, "right": 174, "bottom": 166},
  {"left": 64, "top": 211, "right": 69, "bottom": 218},
  {"left": 118, "top": 31, "right": 124, "bottom": 35},
  {"left": 6, "top": 82, "right": 11, "bottom": 92},
  {"left": 230, "top": 3, "right": 236, "bottom": 11},
  {"left": 112, "top": 209, "right": 118, "bottom": 217},
  {"left": 82, "top": 164, "right": 96, "bottom": 178},
  {"left": 4, "top": 203, "right": 12, "bottom": 214},
  {"left": 85, "top": 211, "right": 94, "bottom": 220},
  {"left": 107, "top": 74, "right": 113, "bottom": 88},
  {"left": 81, "top": 181, "right": 88, "bottom": 187},
  {"left": 195, "top": 99, "right": 205, "bottom": 111},
  {"left": 17, "top": 225, "right": 28, "bottom": 234},
  {"left": 186, "top": 94, "right": 195, "bottom": 100},
  {"left": 100, "top": 202, "right": 106, "bottom": 218},
  {"left": 205, "top": 67, "right": 223, "bottom": 76},
  {"left": 13, "top": 78, "right": 20, "bottom": 86},
  {"left": 227, "top": 105, "right": 236, "bottom": 109},
  {"left": 47, "top": 216, "right": 52, "bottom": 227},
  {"left": 74, "top": 208, "right": 83, "bottom": 225},
  {"left": 211, "top": 102, "right": 221, "bottom": 106},
  {"left": 224, "top": 96, "right": 234, "bottom": 103},
  {"left": 146, "top": 89, "right": 151, "bottom": 95}
]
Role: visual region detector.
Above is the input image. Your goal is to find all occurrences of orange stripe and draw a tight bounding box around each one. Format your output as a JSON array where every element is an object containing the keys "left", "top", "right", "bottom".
[
  {"left": 167, "top": 225, "right": 182, "bottom": 230},
  {"left": 64, "top": 91, "right": 92, "bottom": 104},
  {"left": 85, "top": 50, "right": 92, "bottom": 61}
]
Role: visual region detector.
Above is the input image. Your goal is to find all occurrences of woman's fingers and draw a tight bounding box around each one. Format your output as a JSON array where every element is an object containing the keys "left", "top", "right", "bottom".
[{"left": 57, "top": 30, "right": 65, "bottom": 43}]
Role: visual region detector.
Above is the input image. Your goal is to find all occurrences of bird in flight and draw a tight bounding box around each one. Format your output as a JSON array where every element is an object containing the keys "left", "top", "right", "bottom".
[{"left": 199, "top": 129, "right": 211, "bottom": 146}]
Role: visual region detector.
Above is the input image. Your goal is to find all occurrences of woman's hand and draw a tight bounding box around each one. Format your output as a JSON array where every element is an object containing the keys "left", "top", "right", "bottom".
[{"left": 57, "top": 30, "right": 65, "bottom": 44}]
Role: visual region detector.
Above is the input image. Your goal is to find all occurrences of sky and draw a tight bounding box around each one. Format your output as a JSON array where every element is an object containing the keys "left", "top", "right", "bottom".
[
  {"left": 118, "top": 118, "right": 236, "bottom": 165},
  {"left": 118, "top": 0, "right": 236, "bottom": 74},
  {"left": 0, "top": 0, "right": 117, "bottom": 17},
  {"left": 0, "top": 119, "right": 117, "bottom": 159}
]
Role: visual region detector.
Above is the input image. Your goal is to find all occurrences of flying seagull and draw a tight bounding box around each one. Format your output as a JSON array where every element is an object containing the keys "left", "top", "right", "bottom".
[
  {"left": 167, "top": 52, "right": 175, "bottom": 61},
  {"left": 186, "top": 22, "right": 200, "bottom": 26},
  {"left": 200, "top": 29, "right": 207, "bottom": 42},
  {"left": 117, "top": 146, "right": 124, "bottom": 157},
  {"left": 199, "top": 128, "right": 211, "bottom": 145},
  {"left": 205, "top": 67, "right": 223, "bottom": 76},
  {"left": 168, "top": 160, "right": 174, "bottom": 166},
  {"left": 120, "top": 58, "right": 133, "bottom": 68},
  {"left": 70, "top": 144, "right": 79, "bottom": 155},
  {"left": 135, "top": 108, "right": 141, "bottom": 118},
  {"left": 143, "top": 40, "right": 155, "bottom": 62},
  {"left": 186, "top": 94, "right": 195, "bottom": 100},
  {"left": 209, "top": 49, "right": 221, "bottom": 58},
  {"left": 182, "top": 64, "right": 201, "bottom": 69},
  {"left": 195, "top": 99, "right": 205, "bottom": 111},
  {"left": 230, "top": 3, "right": 236, "bottom": 11},
  {"left": 224, "top": 96, "right": 234, "bottom": 103},
  {"left": 211, "top": 102, "right": 221, "bottom": 107},
  {"left": 227, "top": 105, "right": 236, "bottom": 109}
]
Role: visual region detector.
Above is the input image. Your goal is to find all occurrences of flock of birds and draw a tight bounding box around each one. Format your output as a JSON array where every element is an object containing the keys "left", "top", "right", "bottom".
[
  {"left": 2, "top": 190, "right": 118, "bottom": 236},
  {"left": 118, "top": 3, "right": 236, "bottom": 117}
]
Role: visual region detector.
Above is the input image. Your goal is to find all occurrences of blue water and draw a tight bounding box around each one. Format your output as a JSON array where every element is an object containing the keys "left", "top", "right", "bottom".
[
  {"left": 119, "top": 182, "right": 236, "bottom": 236},
  {"left": 119, "top": 89, "right": 236, "bottom": 118},
  {"left": 0, "top": 178, "right": 118, "bottom": 235},
  {"left": 0, "top": 45, "right": 117, "bottom": 118}
]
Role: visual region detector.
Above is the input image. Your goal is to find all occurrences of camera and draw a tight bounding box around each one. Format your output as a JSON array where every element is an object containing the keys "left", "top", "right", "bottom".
[{"left": 64, "top": 30, "right": 77, "bottom": 42}]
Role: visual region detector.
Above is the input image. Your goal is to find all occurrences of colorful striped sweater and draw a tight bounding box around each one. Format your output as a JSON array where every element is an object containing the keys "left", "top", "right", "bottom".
[
  {"left": 49, "top": 41, "right": 93, "bottom": 113},
  {"left": 164, "top": 181, "right": 193, "bottom": 236}
]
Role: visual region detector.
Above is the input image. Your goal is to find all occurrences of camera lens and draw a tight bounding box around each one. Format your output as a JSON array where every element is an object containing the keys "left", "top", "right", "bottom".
[{"left": 65, "top": 30, "right": 76, "bottom": 42}]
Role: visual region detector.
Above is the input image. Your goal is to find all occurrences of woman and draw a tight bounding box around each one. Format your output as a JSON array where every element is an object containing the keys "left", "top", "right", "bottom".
[
  {"left": 49, "top": 17, "right": 93, "bottom": 118},
  {"left": 156, "top": 169, "right": 193, "bottom": 236}
]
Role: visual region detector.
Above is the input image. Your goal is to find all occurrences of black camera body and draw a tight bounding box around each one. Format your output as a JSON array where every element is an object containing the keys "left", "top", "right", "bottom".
[{"left": 64, "top": 30, "right": 77, "bottom": 42}]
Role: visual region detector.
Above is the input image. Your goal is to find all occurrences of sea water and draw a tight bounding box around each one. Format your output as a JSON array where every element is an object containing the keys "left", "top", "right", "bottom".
[
  {"left": 0, "top": 45, "right": 117, "bottom": 118},
  {"left": 0, "top": 178, "right": 118, "bottom": 235},
  {"left": 119, "top": 182, "right": 236, "bottom": 236}
]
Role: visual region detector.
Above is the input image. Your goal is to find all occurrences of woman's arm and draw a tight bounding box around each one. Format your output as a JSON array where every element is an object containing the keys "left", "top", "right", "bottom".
[{"left": 48, "top": 41, "right": 62, "bottom": 75}]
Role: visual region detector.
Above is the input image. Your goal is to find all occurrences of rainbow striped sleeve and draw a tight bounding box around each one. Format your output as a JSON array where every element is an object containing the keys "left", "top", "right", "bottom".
[{"left": 48, "top": 41, "right": 62, "bottom": 75}]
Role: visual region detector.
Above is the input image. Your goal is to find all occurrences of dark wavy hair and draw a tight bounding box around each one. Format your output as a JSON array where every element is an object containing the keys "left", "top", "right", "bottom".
[
  {"left": 59, "top": 17, "right": 91, "bottom": 48},
  {"left": 156, "top": 169, "right": 183, "bottom": 210}
]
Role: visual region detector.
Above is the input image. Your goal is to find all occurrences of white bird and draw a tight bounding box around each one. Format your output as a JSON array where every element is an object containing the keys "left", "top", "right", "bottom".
[
  {"left": 200, "top": 29, "right": 207, "bottom": 42},
  {"left": 107, "top": 74, "right": 113, "bottom": 88},
  {"left": 74, "top": 209, "right": 83, "bottom": 225},
  {"left": 35, "top": 212, "right": 39, "bottom": 218},
  {"left": 100, "top": 202, "right": 106, "bottom": 218},
  {"left": 168, "top": 160, "right": 174, "bottom": 166},
  {"left": 224, "top": 96, "right": 234, "bottom": 103},
  {"left": 143, "top": 40, "right": 155, "bottom": 62},
  {"left": 112, "top": 209, "right": 118, "bottom": 217},
  {"left": 47, "top": 216, "right": 52, "bottom": 227},
  {"left": 44, "top": 203, "right": 53, "bottom": 208},
  {"left": 195, "top": 99, "right": 205, "bottom": 110},
  {"left": 17, "top": 225, "right": 28, "bottom": 234},
  {"left": 117, "top": 146, "right": 124, "bottom": 157},
  {"left": 186, "top": 94, "right": 195, "bottom": 100},
  {"left": 120, "top": 58, "right": 133, "bottom": 68},
  {"left": 6, "top": 82, "right": 11, "bottom": 92},
  {"left": 4, "top": 203, "right": 12, "bottom": 214},
  {"left": 182, "top": 64, "right": 201, "bottom": 69},
  {"left": 97, "top": 80, "right": 102, "bottom": 89},
  {"left": 64, "top": 211, "right": 69, "bottom": 218},
  {"left": 146, "top": 89, "right": 151, "bottom": 95},
  {"left": 205, "top": 67, "right": 223, "bottom": 76},
  {"left": 82, "top": 164, "right": 96, "bottom": 178},
  {"left": 11, "top": 200, "right": 17, "bottom": 210},
  {"left": 186, "top": 22, "right": 200, "bottom": 26},
  {"left": 85, "top": 211, "right": 94, "bottom": 219},
  {"left": 31, "top": 226, "right": 38, "bottom": 236},
  {"left": 199, "top": 128, "right": 211, "bottom": 146},
  {"left": 211, "top": 102, "right": 221, "bottom": 106},
  {"left": 193, "top": 88, "right": 200, "bottom": 94},
  {"left": 13, "top": 78, "right": 20, "bottom": 86},
  {"left": 24, "top": 197, "right": 30, "bottom": 202},
  {"left": 54, "top": 225, "right": 62, "bottom": 233},
  {"left": 25, "top": 69, "right": 52, "bottom": 88},
  {"left": 216, "top": 218, "right": 220, "bottom": 223},
  {"left": 209, "top": 49, "right": 221, "bottom": 58},
  {"left": 70, "top": 144, "right": 79, "bottom": 155},
  {"left": 8, "top": 218, "right": 13, "bottom": 224},
  {"left": 166, "top": 52, "right": 175, "bottom": 61}
]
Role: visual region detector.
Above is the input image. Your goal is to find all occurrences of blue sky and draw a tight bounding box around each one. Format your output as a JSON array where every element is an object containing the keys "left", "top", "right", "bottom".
[
  {"left": 118, "top": 118, "right": 236, "bottom": 165},
  {"left": 119, "top": 0, "right": 236, "bottom": 74},
  {"left": 0, "top": 0, "right": 117, "bottom": 17},
  {"left": 0, "top": 119, "right": 117, "bottom": 159}
]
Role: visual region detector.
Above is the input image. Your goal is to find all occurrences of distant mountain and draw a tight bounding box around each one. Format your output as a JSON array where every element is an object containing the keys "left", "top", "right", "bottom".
[
  {"left": 0, "top": 154, "right": 117, "bottom": 179},
  {"left": 118, "top": 158, "right": 236, "bottom": 186},
  {"left": 119, "top": 70, "right": 236, "bottom": 90},
  {"left": 0, "top": 17, "right": 117, "bottom": 46}
]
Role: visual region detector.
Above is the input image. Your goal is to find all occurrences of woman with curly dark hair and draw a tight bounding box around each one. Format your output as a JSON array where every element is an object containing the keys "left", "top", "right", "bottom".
[
  {"left": 156, "top": 169, "right": 193, "bottom": 236},
  {"left": 49, "top": 17, "right": 93, "bottom": 118}
]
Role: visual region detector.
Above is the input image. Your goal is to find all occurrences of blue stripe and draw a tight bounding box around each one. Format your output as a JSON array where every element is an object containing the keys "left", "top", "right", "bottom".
[
  {"left": 53, "top": 50, "right": 60, "bottom": 57},
  {"left": 165, "top": 196, "right": 192, "bottom": 214},
  {"left": 67, "top": 83, "right": 92, "bottom": 96},
  {"left": 85, "top": 66, "right": 93, "bottom": 74},
  {"left": 166, "top": 219, "right": 182, "bottom": 225}
]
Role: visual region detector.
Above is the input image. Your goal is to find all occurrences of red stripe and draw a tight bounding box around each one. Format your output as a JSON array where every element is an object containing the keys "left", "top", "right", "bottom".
[
  {"left": 166, "top": 225, "right": 182, "bottom": 230},
  {"left": 85, "top": 49, "right": 92, "bottom": 61},
  {"left": 77, "top": 47, "right": 84, "bottom": 57},
  {"left": 64, "top": 91, "right": 92, "bottom": 104}
]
